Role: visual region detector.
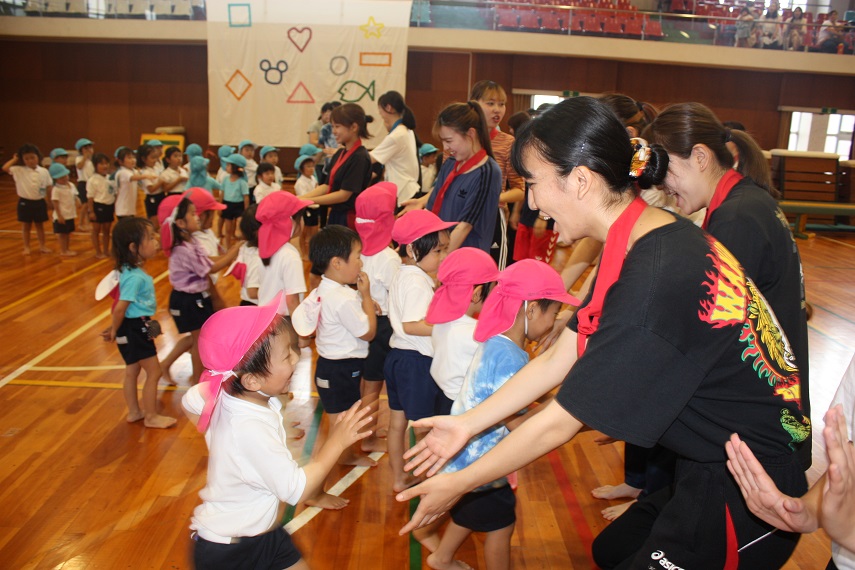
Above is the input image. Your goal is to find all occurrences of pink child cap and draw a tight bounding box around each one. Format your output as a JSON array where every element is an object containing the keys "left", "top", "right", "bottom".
[
  {"left": 157, "top": 194, "right": 185, "bottom": 257},
  {"left": 355, "top": 182, "right": 397, "bottom": 256},
  {"left": 256, "top": 191, "right": 313, "bottom": 259},
  {"left": 474, "top": 259, "right": 580, "bottom": 342},
  {"left": 196, "top": 292, "right": 285, "bottom": 432},
  {"left": 185, "top": 186, "right": 226, "bottom": 212},
  {"left": 391, "top": 209, "right": 456, "bottom": 245},
  {"left": 426, "top": 248, "right": 499, "bottom": 325}
]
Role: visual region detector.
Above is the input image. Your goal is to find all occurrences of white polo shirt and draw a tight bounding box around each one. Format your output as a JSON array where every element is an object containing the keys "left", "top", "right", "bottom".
[
  {"left": 183, "top": 385, "right": 307, "bottom": 544},
  {"left": 258, "top": 242, "right": 306, "bottom": 310},
  {"left": 370, "top": 124, "right": 420, "bottom": 203},
  {"left": 252, "top": 181, "right": 279, "bottom": 203},
  {"left": 389, "top": 265, "right": 435, "bottom": 356},
  {"left": 160, "top": 166, "right": 188, "bottom": 194},
  {"left": 361, "top": 247, "right": 401, "bottom": 316},
  {"left": 239, "top": 244, "right": 263, "bottom": 304},
  {"left": 139, "top": 166, "right": 160, "bottom": 195},
  {"left": 430, "top": 315, "right": 480, "bottom": 401},
  {"left": 245, "top": 158, "right": 259, "bottom": 187},
  {"left": 10, "top": 165, "right": 51, "bottom": 200},
  {"left": 51, "top": 182, "right": 78, "bottom": 221},
  {"left": 87, "top": 173, "right": 114, "bottom": 204},
  {"left": 114, "top": 167, "right": 138, "bottom": 217},
  {"left": 75, "top": 156, "right": 94, "bottom": 182},
  {"left": 314, "top": 275, "right": 370, "bottom": 360}
]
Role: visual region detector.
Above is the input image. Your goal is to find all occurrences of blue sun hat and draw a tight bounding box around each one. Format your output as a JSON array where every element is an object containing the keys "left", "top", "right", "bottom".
[
  {"left": 419, "top": 143, "right": 438, "bottom": 157},
  {"left": 50, "top": 148, "right": 68, "bottom": 160},
  {"left": 48, "top": 163, "right": 71, "bottom": 179},
  {"left": 147, "top": 139, "right": 163, "bottom": 147},
  {"left": 299, "top": 143, "right": 322, "bottom": 156},
  {"left": 260, "top": 145, "right": 278, "bottom": 159},
  {"left": 223, "top": 153, "right": 247, "bottom": 168},
  {"left": 218, "top": 145, "right": 234, "bottom": 160},
  {"left": 238, "top": 139, "right": 256, "bottom": 152},
  {"left": 185, "top": 143, "right": 203, "bottom": 159},
  {"left": 294, "top": 154, "right": 316, "bottom": 171},
  {"left": 114, "top": 146, "right": 130, "bottom": 158},
  {"left": 75, "top": 138, "right": 93, "bottom": 151}
]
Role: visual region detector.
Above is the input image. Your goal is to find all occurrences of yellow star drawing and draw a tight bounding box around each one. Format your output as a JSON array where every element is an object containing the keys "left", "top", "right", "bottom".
[{"left": 359, "top": 16, "right": 384, "bottom": 39}]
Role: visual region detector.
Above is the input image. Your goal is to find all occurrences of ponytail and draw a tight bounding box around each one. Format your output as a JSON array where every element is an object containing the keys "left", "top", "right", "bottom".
[
  {"left": 730, "top": 129, "right": 779, "bottom": 198},
  {"left": 331, "top": 103, "right": 373, "bottom": 140},
  {"left": 378, "top": 90, "right": 421, "bottom": 147},
  {"left": 434, "top": 101, "right": 494, "bottom": 159}
]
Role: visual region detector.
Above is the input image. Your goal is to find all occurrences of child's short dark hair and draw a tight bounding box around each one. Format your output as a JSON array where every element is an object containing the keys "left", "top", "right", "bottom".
[
  {"left": 163, "top": 146, "right": 181, "bottom": 166},
  {"left": 92, "top": 152, "right": 110, "bottom": 168},
  {"left": 534, "top": 298, "right": 560, "bottom": 312},
  {"left": 309, "top": 225, "right": 360, "bottom": 275},
  {"left": 300, "top": 158, "right": 315, "bottom": 175},
  {"left": 398, "top": 230, "right": 447, "bottom": 263},
  {"left": 474, "top": 281, "right": 495, "bottom": 304},
  {"left": 256, "top": 162, "right": 275, "bottom": 179},
  {"left": 239, "top": 203, "right": 261, "bottom": 248},
  {"left": 112, "top": 217, "right": 155, "bottom": 270},
  {"left": 116, "top": 147, "right": 135, "bottom": 166},
  {"left": 18, "top": 143, "right": 42, "bottom": 161},
  {"left": 228, "top": 316, "right": 299, "bottom": 396},
  {"left": 171, "top": 197, "right": 194, "bottom": 251}
]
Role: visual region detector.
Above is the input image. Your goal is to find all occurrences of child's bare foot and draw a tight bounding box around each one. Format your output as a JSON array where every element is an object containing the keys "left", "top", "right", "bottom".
[
  {"left": 127, "top": 410, "right": 145, "bottom": 423},
  {"left": 39, "top": 247, "right": 52, "bottom": 254},
  {"left": 413, "top": 526, "right": 440, "bottom": 553},
  {"left": 392, "top": 472, "right": 421, "bottom": 494},
  {"left": 339, "top": 448, "right": 377, "bottom": 467},
  {"left": 305, "top": 492, "right": 349, "bottom": 510},
  {"left": 60, "top": 250, "right": 78, "bottom": 257},
  {"left": 591, "top": 482, "right": 642, "bottom": 501},
  {"left": 144, "top": 414, "right": 177, "bottom": 429},
  {"left": 361, "top": 434, "right": 387, "bottom": 453},
  {"left": 426, "top": 553, "right": 474, "bottom": 570},
  {"left": 22, "top": 247, "right": 31, "bottom": 255},
  {"left": 602, "top": 499, "right": 636, "bottom": 521},
  {"left": 162, "top": 367, "right": 177, "bottom": 386},
  {"left": 94, "top": 252, "right": 107, "bottom": 259}
]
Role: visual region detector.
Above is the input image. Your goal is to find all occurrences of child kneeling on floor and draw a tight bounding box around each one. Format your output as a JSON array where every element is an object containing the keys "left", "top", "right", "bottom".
[{"left": 183, "top": 293, "right": 372, "bottom": 569}]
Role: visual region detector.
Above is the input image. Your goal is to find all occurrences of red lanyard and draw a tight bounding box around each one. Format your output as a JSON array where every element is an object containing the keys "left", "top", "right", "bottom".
[
  {"left": 576, "top": 196, "right": 647, "bottom": 357},
  {"left": 490, "top": 127, "right": 499, "bottom": 140},
  {"left": 328, "top": 138, "right": 363, "bottom": 188},
  {"left": 702, "top": 170, "right": 743, "bottom": 230},
  {"left": 431, "top": 149, "right": 487, "bottom": 215}
]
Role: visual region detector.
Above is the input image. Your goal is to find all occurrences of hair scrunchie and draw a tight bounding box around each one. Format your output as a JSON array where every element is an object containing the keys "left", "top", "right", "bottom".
[{"left": 628, "top": 137, "right": 651, "bottom": 180}]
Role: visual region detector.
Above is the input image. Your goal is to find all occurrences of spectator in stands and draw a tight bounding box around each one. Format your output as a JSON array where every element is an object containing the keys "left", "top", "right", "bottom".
[
  {"left": 758, "top": 1, "right": 784, "bottom": 49},
  {"left": 816, "top": 10, "right": 845, "bottom": 53},
  {"left": 735, "top": 6, "right": 756, "bottom": 48},
  {"left": 785, "top": 7, "right": 807, "bottom": 51}
]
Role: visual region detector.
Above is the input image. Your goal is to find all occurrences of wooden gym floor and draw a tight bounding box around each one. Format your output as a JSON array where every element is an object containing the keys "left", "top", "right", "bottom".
[{"left": 0, "top": 180, "right": 852, "bottom": 569}]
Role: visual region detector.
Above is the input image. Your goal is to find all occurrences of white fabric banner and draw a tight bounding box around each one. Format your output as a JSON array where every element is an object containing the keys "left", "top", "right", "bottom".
[{"left": 207, "top": 0, "right": 412, "bottom": 148}]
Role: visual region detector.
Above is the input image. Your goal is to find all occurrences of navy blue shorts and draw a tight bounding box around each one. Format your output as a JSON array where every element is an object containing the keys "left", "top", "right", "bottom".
[
  {"left": 144, "top": 192, "right": 166, "bottom": 218},
  {"left": 92, "top": 202, "right": 115, "bottom": 224},
  {"left": 17, "top": 197, "right": 48, "bottom": 223},
  {"left": 451, "top": 484, "right": 516, "bottom": 533},
  {"left": 169, "top": 290, "right": 213, "bottom": 333},
  {"left": 364, "top": 315, "right": 392, "bottom": 381},
  {"left": 53, "top": 219, "right": 75, "bottom": 234},
  {"left": 76, "top": 180, "right": 87, "bottom": 203},
  {"left": 116, "top": 316, "right": 158, "bottom": 365},
  {"left": 193, "top": 526, "right": 302, "bottom": 570},
  {"left": 383, "top": 348, "right": 438, "bottom": 420},
  {"left": 222, "top": 200, "right": 245, "bottom": 220},
  {"left": 435, "top": 391, "right": 454, "bottom": 416},
  {"left": 315, "top": 356, "right": 363, "bottom": 414}
]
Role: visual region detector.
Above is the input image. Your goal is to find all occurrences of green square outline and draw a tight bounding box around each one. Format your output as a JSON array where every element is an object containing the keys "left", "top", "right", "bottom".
[{"left": 228, "top": 3, "right": 252, "bottom": 27}]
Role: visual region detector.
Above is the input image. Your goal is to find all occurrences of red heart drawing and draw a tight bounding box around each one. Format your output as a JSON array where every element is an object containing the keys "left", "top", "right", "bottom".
[{"left": 288, "top": 27, "right": 312, "bottom": 53}]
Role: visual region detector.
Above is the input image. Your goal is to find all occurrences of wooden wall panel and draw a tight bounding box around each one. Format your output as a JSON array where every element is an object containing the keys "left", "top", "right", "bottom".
[{"left": 407, "top": 51, "right": 470, "bottom": 146}]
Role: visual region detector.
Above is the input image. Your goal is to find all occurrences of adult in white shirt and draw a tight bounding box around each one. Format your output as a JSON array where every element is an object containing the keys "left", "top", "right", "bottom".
[{"left": 371, "top": 91, "right": 421, "bottom": 204}]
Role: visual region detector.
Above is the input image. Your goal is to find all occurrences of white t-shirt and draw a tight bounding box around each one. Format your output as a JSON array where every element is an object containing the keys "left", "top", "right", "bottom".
[
  {"left": 239, "top": 244, "right": 263, "bottom": 304},
  {"left": 389, "top": 265, "right": 435, "bottom": 356},
  {"left": 75, "top": 156, "right": 94, "bottom": 182},
  {"left": 421, "top": 164, "right": 437, "bottom": 196},
  {"left": 258, "top": 242, "right": 306, "bottom": 310},
  {"left": 370, "top": 125, "right": 420, "bottom": 203},
  {"left": 274, "top": 165, "right": 283, "bottom": 186},
  {"left": 293, "top": 174, "right": 317, "bottom": 197},
  {"left": 183, "top": 385, "right": 307, "bottom": 543},
  {"left": 193, "top": 229, "right": 222, "bottom": 284},
  {"left": 114, "top": 167, "right": 138, "bottom": 217},
  {"left": 313, "top": 275, "right": 370, "bottom": 359},
  {"left": 153, "top": 160, "right": 165, "bottom": 176},
  {"left": 10, "top": 165, "right": 51, "bottom": 200},
  {"left": 216, "top": 167, "right": 228, "bottom": 187},
  {"left": 51, "top": 182, "right": 78, "bottom": 221},
  {"left": 139, "top": 166, "right": 161, "bottom": 195},
  {"left": 87, "top": 173, "right": 114, "bottom": 204},
  {"left": 160, "top": 166, "right": 188, "bottom": 194},
  {"left": 245, "top": 158, "right": 259, "bottom": 187},
  {"left": 361, "top": 247, "right": 401, "bottom": 316},
  {"left": 430, "top": 315, "right": 480, "bottom": 401},
  {"left": 253, "top": 181, "right": 279, "bottom": 203}
]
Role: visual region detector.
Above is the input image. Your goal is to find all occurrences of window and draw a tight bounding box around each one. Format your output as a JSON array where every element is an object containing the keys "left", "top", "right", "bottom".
[{"left": 787, "top": 111, "right": 854, "bottom": 159}]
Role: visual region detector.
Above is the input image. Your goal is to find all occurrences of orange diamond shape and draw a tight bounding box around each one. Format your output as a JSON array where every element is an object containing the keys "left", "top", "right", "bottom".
[{"left": 226, "top": 70, "right": 252, "bottom": 101}]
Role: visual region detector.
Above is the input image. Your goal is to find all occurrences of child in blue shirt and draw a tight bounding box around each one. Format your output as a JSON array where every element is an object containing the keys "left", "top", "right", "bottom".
[{"left": 426, "top": 259, "right": 573, "bottom": 569}]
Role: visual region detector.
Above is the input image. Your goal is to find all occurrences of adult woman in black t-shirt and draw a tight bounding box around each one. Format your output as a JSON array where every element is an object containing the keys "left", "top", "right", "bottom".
[
  {"left": 396, "top": 97, "right": 810, "bottom": 569},
  {"left": 302, "top": 103, "right": 373, "bottom": 228}
]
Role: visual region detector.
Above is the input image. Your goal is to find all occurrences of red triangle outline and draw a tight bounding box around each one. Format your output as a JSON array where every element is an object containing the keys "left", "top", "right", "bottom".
[{"left": 287, "top": 81, "right": 315, "bottom": 104}]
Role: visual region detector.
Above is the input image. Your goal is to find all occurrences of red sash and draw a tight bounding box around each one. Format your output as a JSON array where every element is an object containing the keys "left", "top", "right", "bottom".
[
  {"left": 576, "top": 196, "right": 648, "bottom": 357},
  {"left": 431, "top": 149, "right": 487, "bottom": 215},
  {"left": 328, "top": 138, "right": 363, "bottom": 188},
  {"left": 702, "top": 169, "right": 743, "bottom": 230}
]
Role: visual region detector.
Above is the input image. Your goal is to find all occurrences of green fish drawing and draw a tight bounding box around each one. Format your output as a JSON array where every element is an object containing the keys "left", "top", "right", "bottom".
[{"left": 338, "top": 79, "right": 375, "bottom": 103}]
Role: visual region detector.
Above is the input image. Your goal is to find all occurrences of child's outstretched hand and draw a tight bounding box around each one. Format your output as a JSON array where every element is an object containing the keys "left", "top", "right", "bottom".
[
  {"left": 100, "top": 326, "right": 116, "bottom": 342},
  {"left": 355, "top": 271, "right": 371, "bottom": 296},
  {"left": 329, "top": 400, "right": 373, "bottom": 454}
]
